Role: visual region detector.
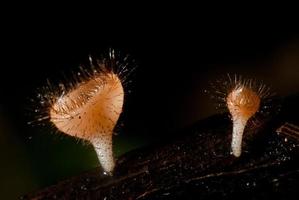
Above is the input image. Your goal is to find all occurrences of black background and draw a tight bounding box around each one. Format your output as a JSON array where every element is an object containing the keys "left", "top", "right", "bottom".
[
  {"left": 0, "top": 5, "right": 299, "bottom": 199},
  {"left": 2, "top": 11, "right": 298, "bottom": 135}
]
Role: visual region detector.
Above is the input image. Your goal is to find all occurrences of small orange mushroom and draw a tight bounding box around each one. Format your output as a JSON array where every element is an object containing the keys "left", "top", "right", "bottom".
[
  {"left": 227, "top": 85, "right": 260, "bottom": 157},
  {"left": 50, "top": 71, "right": 124, "bottom": 173}
]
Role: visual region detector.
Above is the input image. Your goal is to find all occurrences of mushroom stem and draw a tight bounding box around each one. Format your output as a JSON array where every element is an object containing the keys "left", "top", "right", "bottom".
[
  {"left": 90, "top": 135, "right": 115, "bottom": 174},
  {"left": 231, "top": 117, "right": 248, "bottom": 157}
]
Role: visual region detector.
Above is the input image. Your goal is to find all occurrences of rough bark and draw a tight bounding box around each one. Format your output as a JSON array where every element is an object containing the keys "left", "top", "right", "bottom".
[{"left": 22, "top": 94, "right": 299, "bottom": 200}]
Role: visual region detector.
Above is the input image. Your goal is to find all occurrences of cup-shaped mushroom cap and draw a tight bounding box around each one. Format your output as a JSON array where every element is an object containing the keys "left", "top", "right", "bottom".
[
  {"left": 227, "top": 86, "right": 260, "bottom": 121},
  {"left": 50, "top": 72, "right": 124, "bottom": 140}
]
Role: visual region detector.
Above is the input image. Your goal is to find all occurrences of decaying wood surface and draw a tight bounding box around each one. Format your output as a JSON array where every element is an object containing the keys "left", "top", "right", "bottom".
[{"left": 23, "top": 94, "right": 299, "bottom": 199}]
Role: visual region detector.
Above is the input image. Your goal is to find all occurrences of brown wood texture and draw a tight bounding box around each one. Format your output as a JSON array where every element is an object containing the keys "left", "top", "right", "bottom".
[{"left": 22, "top": 95, "right": 299, "bottom": 200}]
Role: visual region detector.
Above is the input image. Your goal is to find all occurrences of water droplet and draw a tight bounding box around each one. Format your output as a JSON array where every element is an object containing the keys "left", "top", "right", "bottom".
[
  {"left": 80, "top": 185, "right": 87, "bottom": 190},
  {"left": 115, "top": 131, "right": 120, "bottom": 136}
]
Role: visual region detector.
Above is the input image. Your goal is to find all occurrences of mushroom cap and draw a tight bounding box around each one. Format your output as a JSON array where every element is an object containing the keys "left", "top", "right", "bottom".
[
  {"left": 50, "top": 72, "right": 124, "bottom": 140},
  {"left": 227, "top": 86, "right": 260, "bottom": 121}
]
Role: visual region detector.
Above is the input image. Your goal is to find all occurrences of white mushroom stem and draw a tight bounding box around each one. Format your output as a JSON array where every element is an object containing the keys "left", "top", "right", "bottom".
[
  {"left": 231, "top": 117, "right": 248, "bottom": 157},
  {"left": 90, "top": 135, "right": 115, "bottom": 174}
]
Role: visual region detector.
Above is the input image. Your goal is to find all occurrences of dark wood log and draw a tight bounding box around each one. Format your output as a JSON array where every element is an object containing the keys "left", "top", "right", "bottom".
[{"left": 22, "top": 94, "right": 299, "bottom": 200}]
